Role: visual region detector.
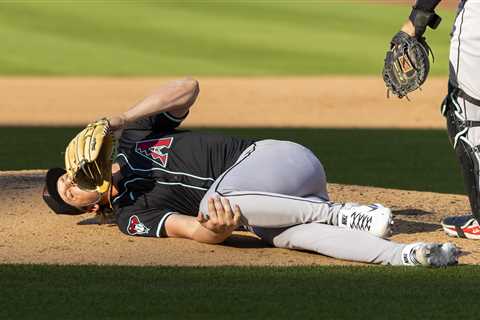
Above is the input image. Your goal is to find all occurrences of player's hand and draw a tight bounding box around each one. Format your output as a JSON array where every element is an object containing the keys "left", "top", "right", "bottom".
[
  {"left": 107, "top": 115, "right": 127, "bottom": 132},
  {"left": 197, "top": 197, "right": 241, "bottom": 235}
]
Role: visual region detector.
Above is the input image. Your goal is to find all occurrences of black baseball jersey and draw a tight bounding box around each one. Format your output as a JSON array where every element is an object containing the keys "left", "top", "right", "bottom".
[{"left": 113, "top": 111, "right": 255, "bottom": 238}]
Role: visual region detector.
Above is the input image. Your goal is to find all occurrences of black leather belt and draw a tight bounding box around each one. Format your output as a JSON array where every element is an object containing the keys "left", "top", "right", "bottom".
[{"left": 449, "top": 82, "right": 480, "bottom": 107}]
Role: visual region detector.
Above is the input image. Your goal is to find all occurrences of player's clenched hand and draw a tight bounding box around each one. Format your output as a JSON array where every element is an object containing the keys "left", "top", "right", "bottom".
[{"left": 197, "top": 197, "right": 241, "bottom": 235}]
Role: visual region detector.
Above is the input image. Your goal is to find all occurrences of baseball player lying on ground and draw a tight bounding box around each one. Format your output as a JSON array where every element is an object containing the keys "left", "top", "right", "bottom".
[{"left": 43, "top": 78, "right": 459, "bottom": 267}]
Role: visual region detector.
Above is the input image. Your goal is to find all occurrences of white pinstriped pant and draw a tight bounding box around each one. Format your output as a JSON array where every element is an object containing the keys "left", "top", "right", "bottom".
[{"left": 450, "top": 0, "right": 480, "bottom": 100}]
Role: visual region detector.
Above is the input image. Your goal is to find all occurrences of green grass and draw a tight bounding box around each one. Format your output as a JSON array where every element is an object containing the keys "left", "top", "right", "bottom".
[
  {"left": 1, "top": 264, "right": 479, "bottom": 319},
  {"left": 0, "top": 1, "right": 454, "bottom": 76},
  {"left": 0, "top": 127, "right": 464, "bottom": 194}
]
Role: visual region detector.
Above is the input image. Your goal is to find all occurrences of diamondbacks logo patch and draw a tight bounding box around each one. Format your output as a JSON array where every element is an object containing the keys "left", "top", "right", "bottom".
[
  {"left": 135, "top": 137, "right": 174, "bottom": 168},
  {"left": 398, "top": 55, "right": 413, "bottom": 73},
  {"left": 127, "top": 215, "right": 150, "bottom": 236}
]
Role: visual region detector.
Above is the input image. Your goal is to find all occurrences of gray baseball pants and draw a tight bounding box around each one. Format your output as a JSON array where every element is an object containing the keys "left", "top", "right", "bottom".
[{"left": 199, "top": 140, "right": 406, "bottom": 265}]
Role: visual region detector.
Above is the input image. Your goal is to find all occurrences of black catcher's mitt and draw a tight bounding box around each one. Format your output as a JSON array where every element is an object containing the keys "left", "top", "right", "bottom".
[{"left": 382, "top": 31, "right": 432, "bottom": 99}]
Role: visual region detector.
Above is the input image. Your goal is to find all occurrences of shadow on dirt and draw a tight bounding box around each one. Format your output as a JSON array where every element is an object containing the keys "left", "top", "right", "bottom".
[
  {"left": 392, "top": 208, "right": 443, "bottom": 234},
  {"left": 77, "top": 216, "right": 116, "bottom": 225},
  {"left": 0, "top": 172, "right": 44, "bottom": 190},
  {"left": 393, "top": 209, "right": 434, "bottom": 216},
  {"left": 222, "top": 234, "right": 270, "bottom": 249},
  {"left": 392, "top": 218, "right": 442, "bottom": 235}
]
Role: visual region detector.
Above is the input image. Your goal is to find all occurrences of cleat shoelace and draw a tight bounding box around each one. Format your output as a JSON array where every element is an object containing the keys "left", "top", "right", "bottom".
[{"left": 349, "top": 212, "right": 373, "bottom": 231}]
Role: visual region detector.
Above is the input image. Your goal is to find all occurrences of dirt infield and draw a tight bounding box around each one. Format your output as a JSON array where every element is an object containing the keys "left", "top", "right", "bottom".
[
  {"left": 1, "top": 170, "right": 477, "bottom": 266},
  {"left": 0, "top": 76, "right": 448, "bottom": 128}
]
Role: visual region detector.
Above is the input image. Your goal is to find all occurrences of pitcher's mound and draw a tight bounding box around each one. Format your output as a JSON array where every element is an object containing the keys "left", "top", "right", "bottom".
[{"left": 0, "top": 170, "right": 476, "bottom": 266}]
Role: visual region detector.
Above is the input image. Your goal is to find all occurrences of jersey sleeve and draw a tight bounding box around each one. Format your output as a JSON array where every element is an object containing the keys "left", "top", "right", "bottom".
[
  {"left": 116, "top": 206, "right": 177, "bottom": 238},
  {"left": 117, "top": 111, "right": 189, "bottom": 154},
  {"left": 124, "top": 111, "right": 189, "bottom": 132},
  {"left": 152, "top": 111, "right": 189, "bottom": 131}
]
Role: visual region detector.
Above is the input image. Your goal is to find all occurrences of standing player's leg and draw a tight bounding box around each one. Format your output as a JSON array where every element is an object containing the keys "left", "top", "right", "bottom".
[
  {"left": 442, "top": 1, "right": 480, "bottom": 239},
  {"left": 199, "top": 140, "right": 393, "bottom": 238}
]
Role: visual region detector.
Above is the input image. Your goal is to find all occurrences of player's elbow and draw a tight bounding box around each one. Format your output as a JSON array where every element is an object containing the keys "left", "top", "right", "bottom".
[
  {"left": 177, "top": 77, "right": 200, "bottom": 107},
  {"left": 183, "top": 77, "right": 200, "bottom": 100},
  {"left": 174, "top": 77, "right": 198, "bottom": 96},
  {"left": 182, "top": 77, "right": 199, "bottom": 92}
]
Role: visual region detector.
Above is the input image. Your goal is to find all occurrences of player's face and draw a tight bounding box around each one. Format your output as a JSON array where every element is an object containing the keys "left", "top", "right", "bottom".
[{"left": 57, "top": 173, "right": 101, "bottom": 208}]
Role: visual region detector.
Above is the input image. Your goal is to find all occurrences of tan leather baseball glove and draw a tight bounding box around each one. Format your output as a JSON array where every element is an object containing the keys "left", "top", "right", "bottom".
[{"left": 64, "top": 118, "right": 115, "bottom": 194}]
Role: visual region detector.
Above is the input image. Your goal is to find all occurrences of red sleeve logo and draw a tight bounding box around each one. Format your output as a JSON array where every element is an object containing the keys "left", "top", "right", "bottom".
[
  {"left": 127, "top": 215, "right": 150, "bottom": 236},
  {"left": 135, "top": 137, "right": 174, "bottom": 168}
]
